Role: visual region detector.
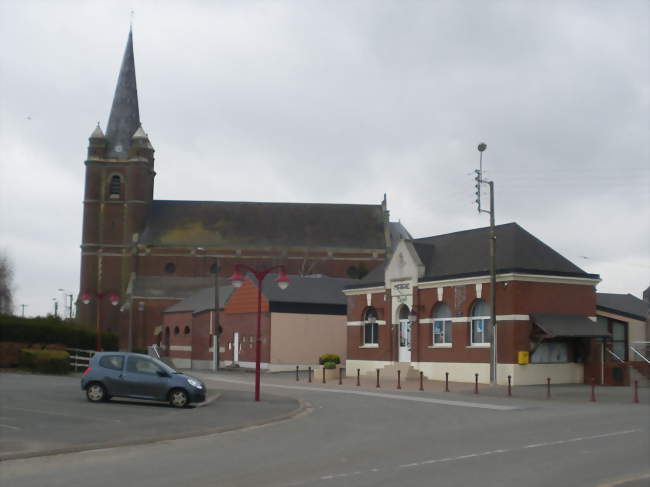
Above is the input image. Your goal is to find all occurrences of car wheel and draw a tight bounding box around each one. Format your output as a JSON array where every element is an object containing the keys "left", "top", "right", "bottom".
[
  {"left": 86, "top": 382, "right": 108, "bottom": 402},
  {"left": 169, "top": 388, "right": 189, "bottom": 408}
]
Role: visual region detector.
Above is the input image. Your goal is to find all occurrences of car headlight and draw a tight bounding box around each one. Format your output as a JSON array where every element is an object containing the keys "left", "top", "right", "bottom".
[{"left": 187, "top": 378, "right": 203, "bottom": 389}]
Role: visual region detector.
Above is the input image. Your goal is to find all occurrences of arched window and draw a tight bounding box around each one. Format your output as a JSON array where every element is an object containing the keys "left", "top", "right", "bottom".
[
  {"left": 109, "top": 175, "right": 122, "bottom": 198},
  {"left": 363, "top": 308, "right": 378, "bottom": 345},
  {"left": 165, "top": 262, "right": 176, "bottom": 274},
  {"left": 432, "top": 303, "right": 452, "bottom": 345},
  {"left": 184, "top": 326, "right": 190, "bottom": 335},
  {"left": 174, "top": 326, "right": 180, "bottom": 335},
  {"left": 470, "top": 300, "right": 491, "bottom": 345}
]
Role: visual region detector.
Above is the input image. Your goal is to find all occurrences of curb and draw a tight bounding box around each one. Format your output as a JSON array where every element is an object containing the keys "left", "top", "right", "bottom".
[{"left": 0, "top": 395, "right": 308, "bottom": 463}]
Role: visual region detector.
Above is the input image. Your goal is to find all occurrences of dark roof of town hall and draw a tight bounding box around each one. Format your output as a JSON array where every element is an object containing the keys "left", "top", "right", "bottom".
[
  {"left": 139, "top": 200, "right": 386, "bottom": 250},
  {"left": 414, "top": 222, "right": 598, "bottom": 281}
]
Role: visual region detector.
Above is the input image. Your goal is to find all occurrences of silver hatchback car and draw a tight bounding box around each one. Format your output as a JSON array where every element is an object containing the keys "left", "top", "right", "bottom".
[{"left": 81, "top": 352, "right": 206, "bottom": 408}]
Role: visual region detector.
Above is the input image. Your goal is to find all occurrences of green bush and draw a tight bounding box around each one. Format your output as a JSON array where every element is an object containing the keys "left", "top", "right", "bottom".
[
  {"left": 323, "top": 361, "right": 337, "bottom": 370},
  {"left": 19, "top": 349, "right": 70, "bottom": 374},
  {"left": 319, "top": 353, "right": 341, "bottom": 365},
  {"left": 0, "top": 315, "right": 117, "bottom": 351}
]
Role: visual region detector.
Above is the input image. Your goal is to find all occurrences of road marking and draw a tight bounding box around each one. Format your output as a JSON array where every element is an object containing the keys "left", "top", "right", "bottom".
[
  {"left": 0, "top": 424, "right": 21, "bottom": 431},
  {"left": 201, "top": 376, "right": 521, "bottom": 411},
  {"left": 312, "top": 429, "right": 643, "bottom": 484}
]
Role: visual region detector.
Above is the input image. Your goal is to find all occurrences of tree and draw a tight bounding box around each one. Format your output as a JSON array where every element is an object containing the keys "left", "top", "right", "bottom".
[{"left": 0, "top": 251, "right": 15, "bottom": 315}]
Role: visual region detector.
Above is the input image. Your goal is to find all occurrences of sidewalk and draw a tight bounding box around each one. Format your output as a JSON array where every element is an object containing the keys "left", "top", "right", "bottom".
[{"left": 199, "top": 368, "right": 649, "bottom": 406}]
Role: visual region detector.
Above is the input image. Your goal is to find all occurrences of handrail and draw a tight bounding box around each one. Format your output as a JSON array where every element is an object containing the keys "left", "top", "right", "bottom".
[
  {"left": 606, "top": 348, "right": 625, "bottom": 363},
  {"left": 148, "top": 344, "right": 161, "bottom": 359},
  {"left": 629, "top": 343, "right": 650, "bottom": 365}
]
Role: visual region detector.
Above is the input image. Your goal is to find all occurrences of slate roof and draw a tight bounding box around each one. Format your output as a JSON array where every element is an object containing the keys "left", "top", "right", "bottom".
[
  {"left": 164, "top": 285, "right": 234, "bottom": 314},
  {"left": 139, "top": 200, "right": 386, "bottom": 250},
  {"left": 133, "top": 276, "right": 225, "bottom": 299},
  {"left": 105, "top": 29, "right": 140, "bottom": 159},
  {"left": 596, "top": 293, "right": 649, "bottom": 321},
  {"left": 531, "top": 313, "right": 610, "bottom": 338},
  {"left": 414, "top": 222, "right": 597, "bottom": 281},
  {"left": 258, "top": 275, "right": 356, "bottom": 305}
]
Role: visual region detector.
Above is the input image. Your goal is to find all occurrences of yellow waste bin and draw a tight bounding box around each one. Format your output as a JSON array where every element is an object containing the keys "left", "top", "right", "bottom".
[{"left": 517, "top": 351, "right": 529, "bottom": 364}]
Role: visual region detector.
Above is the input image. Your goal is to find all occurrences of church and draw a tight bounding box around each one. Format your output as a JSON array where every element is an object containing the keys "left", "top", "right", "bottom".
[{"left": 78, "top": 29, "right": 408, "bottom": 350}]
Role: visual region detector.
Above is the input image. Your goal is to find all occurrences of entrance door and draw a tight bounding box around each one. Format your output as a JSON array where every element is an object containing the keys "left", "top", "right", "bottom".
[
  {"left": 233, "top": 332, "right": 240, "bottom": 363},
  {"left": 399, "top": 319, "right": 411, "bottom": 362}
]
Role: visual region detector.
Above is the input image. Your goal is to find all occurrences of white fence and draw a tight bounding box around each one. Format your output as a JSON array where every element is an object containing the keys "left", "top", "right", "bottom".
[{"left": 66, "top": 348, "right": 95, "bottom": 372}]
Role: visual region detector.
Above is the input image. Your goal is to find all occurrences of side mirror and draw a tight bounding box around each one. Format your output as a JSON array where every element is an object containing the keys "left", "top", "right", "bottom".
[{"left": 157, "top": 370, "right": 170, "bottom": 378}]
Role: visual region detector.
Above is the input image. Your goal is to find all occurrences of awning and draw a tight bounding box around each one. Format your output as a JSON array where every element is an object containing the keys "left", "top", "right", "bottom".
[{"left": 530, "top": 313, "right": 610, "bottom": 338}]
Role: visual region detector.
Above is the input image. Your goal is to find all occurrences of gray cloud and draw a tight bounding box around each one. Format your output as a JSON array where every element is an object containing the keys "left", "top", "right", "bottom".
[{"left": 1, "top": 0, "right": 647, "bottom": 316}]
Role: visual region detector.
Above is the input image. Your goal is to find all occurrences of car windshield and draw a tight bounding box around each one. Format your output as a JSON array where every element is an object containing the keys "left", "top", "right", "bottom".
[{"left": 149, "top": 356, "right": 178, "bottom": 374}]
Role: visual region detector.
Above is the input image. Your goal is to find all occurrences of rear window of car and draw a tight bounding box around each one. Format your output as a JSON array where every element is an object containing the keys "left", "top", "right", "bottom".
[{"left": 99, "top": 355, "right": 124, "bottom": 371}]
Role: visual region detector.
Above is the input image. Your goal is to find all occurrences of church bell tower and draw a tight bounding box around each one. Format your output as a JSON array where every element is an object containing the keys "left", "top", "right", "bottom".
[{"left": 78, "top": 28, "right": 155, "bottom": 344}]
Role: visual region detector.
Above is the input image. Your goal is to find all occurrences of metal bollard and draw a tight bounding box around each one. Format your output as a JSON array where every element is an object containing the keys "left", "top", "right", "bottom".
[
  {"left": 445, "top": 372, "right": 449, "bottom": 392},
  {"left": 546, "top": 377, "right": 551, "bottom": 399},
  {"left": 397, "top": 370, "right": 401, "bottom": 389},
  {"left": 474, "top": 373, "right": 479, "bottom": 394},
  {"left": 507, "top": 375, "right": 512, "bottom": 397},
  {"left": 376, "top": 369, "right": 380, "bottom": 388},
  {"left": 339, "top": 367, "right": 343, "bottom": 385},
  {"left": 308, "top": 366, "right": 312, "bottom": 383},
  {"left": 590, "top": 377, "right": 596, "bottom": 402},
  {"left": 357, "top": 368, "right": 360, "bottom": 386},
  {"left": 322, "top": 367, "right": 326, "bottom": 384},
  {"left": 633, "top": 380, "right": 639, "bottom": 403},
  {"left": 296, "top": 365, "right": 299, "bottom": 381},
  {"left": 419, "top": 371, "right": 424, "bottom": 391}
]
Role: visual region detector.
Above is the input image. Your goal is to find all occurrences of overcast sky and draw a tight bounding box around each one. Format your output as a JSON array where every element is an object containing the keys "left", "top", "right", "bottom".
[{"left": 1, "top": 0, "right": 648, "bottom": 317}]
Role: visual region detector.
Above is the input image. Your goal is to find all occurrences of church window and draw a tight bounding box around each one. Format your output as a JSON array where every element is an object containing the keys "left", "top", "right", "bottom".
[
  {"left": 165, "top": 262, "right": 176, "bottom": 274},
  {"left": 184, "top": 326, "right": 190, "bottom": 335},
  {"left": 109, "top": 175, "right": 122, "bottom": 198},
  {"left": 174, "top": 326, "right": 180, "bottom": 335}
]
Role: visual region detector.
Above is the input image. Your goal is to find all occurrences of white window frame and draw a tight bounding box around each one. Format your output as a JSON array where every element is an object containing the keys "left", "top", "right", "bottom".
[
  {"left": 432, "top": 302, "right": 452, "bottom": 345},
  {"left": 363, "top": 309, "right": 379, "bottom": 345},
  {"left": 470, "top": 300, "right": 491, "bottom": 345}
]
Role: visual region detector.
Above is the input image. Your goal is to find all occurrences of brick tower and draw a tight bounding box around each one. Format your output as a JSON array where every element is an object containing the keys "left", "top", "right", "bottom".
[{"left": 78, "top": 28, "right": 155, "bottom": 344}]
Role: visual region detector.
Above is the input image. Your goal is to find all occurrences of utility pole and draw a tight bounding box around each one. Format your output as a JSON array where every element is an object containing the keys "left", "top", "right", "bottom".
[
  {"left": 474, "top": 142, "right": 498, "bottom": 385},
  {"left": 20, "top": 304, "right": 28, "bottom": 317},
  {"left": 212, "top": 258, "right": 221, "bottom": 372}
]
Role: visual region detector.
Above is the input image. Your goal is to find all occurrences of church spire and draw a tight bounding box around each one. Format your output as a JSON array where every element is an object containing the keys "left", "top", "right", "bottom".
[{"left": 105, "top": 28, "right": 140, "bottom": 159}]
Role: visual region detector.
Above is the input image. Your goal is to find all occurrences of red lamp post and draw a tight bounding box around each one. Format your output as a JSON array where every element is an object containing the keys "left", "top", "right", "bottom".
[
  {"left": 228, "top": 264, "right": 290, "bottom": 401},
  {"left": 80, "top": 292, "right": 120, "bottom": 351}
]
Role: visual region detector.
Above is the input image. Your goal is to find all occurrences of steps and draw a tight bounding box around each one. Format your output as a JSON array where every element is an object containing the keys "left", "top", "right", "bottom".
[
  {"left": 381, "top": 362, "right": 421, "bottom": 381},
  {"left": 630, "top": 361, "right": 650, "bottom": 388}
]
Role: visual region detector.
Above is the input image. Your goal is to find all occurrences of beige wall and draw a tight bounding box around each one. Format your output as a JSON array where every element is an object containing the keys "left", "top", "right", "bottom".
[{"left": 270, "top": 313, "right": 347, "bottom": 366}]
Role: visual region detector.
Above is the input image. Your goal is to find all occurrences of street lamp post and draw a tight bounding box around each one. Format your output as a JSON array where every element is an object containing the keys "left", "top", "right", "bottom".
[
  {"left": 228, "top": 264, "right": 290, "bottom": 401},
  {"left": 474, "top": 142, "right": 498, "bottom": 385},
  {"left": 58, "top": 289, "right": 74, "bottom": 320},
  {"left": 80, "top": 292, "right": 120, "bottom": 351}
]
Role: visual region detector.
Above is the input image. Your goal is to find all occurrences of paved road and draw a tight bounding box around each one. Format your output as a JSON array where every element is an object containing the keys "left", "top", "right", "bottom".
[
  {"left": 1, "top": 371, "right": 648, "bottom": 487},
  {"left": 0, "top": 372, "right": 300, "bottom": 460}
]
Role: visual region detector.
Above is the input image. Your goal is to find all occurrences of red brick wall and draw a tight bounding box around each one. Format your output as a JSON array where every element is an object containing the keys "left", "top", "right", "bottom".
[
  {"left": 348, "top": 279, "right": 596, "bottom": 365},
  {"left": 221, "top": 312, "right": 271, "bottom": 363}
]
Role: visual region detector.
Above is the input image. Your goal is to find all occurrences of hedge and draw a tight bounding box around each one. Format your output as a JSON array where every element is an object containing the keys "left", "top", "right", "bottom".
[
  {"left": 0, "top": 315, "right": 118, "bottom": 351},
  {"left": 319, "top": 353, "right": 341, "bottom": 365},
  {"left": 19, "top": 349, "right": 70, "bottom": 374}
]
